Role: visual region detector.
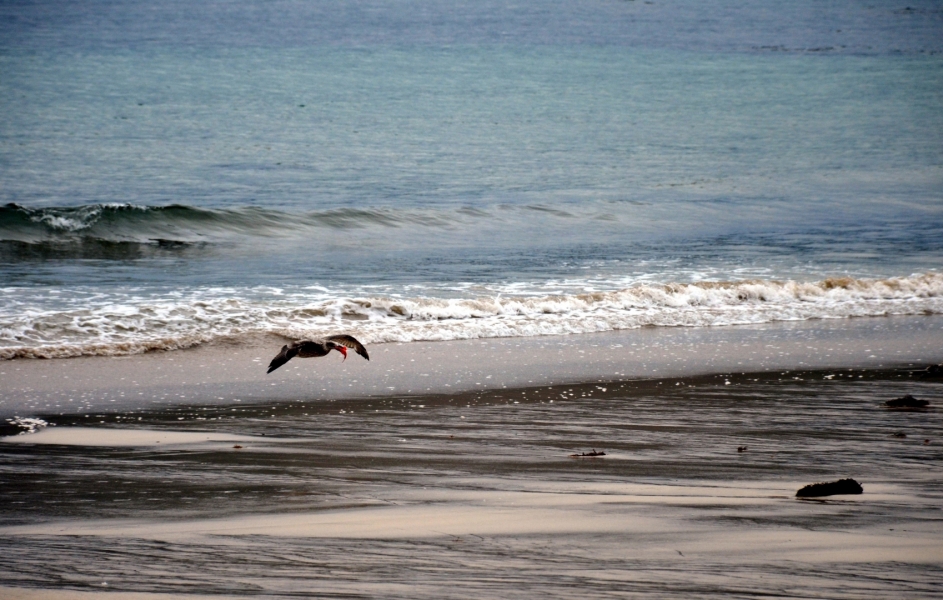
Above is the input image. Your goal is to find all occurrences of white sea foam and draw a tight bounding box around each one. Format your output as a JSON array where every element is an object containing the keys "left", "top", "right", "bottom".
[
  {"left": 26, "top": 203, "right": 150, "bottom": 233},
  {"left": 1, "top": 273, "right": 941, "bottom": 359},
  {"left": 4, "top": 417, "right": 50, "bottom": 434},
  {"left": 28, "top": 205, "right": 97, "bottom": 232}
]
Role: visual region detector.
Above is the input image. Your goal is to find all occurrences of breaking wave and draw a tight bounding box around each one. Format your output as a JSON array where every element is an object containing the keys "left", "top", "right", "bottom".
[
  {"left": 1, "top": 273, "right": 941, "bottom": 359},
  {"left": 0, "top": 202, "right": 461, "bottom": 245}
]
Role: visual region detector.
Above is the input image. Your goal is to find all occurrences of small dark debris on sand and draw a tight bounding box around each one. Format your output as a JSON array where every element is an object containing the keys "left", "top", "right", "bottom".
[
  {"left": 233, "top": 445, "right": 243, "bottom": 449},
  {"left": 737, "top": 446, "right": 747, "bottom": 452},
  {"left": 891, "top": 432, "right": 907, "bottom": 438},
  {"left": 796, "top": 478, "right": 863, "bottom": 498},
  {"left": 916, "top": 364, "right": 943, "bottom": 380},
  {"left": 570, "top": 449, "right": 606, "bottom": 457},
  {"left": 885, "top": 395, "right": 930, "bottom": 409}
]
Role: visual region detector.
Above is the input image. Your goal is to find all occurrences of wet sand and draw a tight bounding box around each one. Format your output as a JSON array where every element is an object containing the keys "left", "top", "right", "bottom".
[
  {"left": 4, "top": 478, "right": 942, "bottom": 564},
  {"left": 1, "top": 388, "right": 942, "bottom": 599},
  {"left": 1, "top": 317, "right": 942, "bottom": 598},
  {"left": 0, "top": 589, "right": 233, "bottom": 600},
  {"left": 2, "top": 314, "right": 942, "bottom": 419},
  {"left": 0, "top": 427, "right": 265, "bottom": 447}
]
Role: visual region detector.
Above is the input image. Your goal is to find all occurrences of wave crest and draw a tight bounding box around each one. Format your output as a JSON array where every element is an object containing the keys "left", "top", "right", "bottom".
[{"left": 0, "top": 202, "right": 468, "bottom": 245}]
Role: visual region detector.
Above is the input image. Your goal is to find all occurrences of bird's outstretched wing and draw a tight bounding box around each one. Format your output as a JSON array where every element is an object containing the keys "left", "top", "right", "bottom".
[
  {"left": 325, "top": 334, "right": 370, "bottom": 360},
  {"left": 267, "top": 344, "right": 298, "bottom": 373}
]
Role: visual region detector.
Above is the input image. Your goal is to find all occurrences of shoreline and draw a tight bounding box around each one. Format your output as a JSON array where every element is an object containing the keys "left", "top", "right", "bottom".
[
  {"left": 1, "top": 365, "right": 930, "bottom": 443},
  {"left": 2, "top": 314, "right": 942, "bottom": 419}
]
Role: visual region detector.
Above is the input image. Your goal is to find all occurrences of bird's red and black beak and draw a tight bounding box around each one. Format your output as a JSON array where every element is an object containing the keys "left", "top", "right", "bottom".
[{"left": 336, "top": 346, "right": 348, "bottom": 361}]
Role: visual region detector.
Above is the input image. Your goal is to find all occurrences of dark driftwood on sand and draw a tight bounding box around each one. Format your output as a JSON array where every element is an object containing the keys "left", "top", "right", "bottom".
[
  {"left": 885, "top": 395, "right": 930, "bottom": 408},
  {"left": 570, "top": 449, "right": 606, "bottom": 457},
  {"left": 796, "top": 478, "right": 863, "bottom": 497}
]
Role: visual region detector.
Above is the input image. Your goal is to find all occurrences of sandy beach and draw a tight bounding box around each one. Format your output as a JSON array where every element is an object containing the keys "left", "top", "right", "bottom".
[{"left": 2, "top": 317, "right": 942, "bottom": 598}]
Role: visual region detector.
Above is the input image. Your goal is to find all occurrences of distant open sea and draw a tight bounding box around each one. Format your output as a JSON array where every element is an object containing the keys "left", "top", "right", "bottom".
[{"left": 2, "top": 0, "right": 942, "bottom": 358}]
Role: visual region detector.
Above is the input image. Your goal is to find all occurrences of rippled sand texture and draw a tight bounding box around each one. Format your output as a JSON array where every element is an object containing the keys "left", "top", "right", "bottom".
[{"left": 2, "top": 370, "right": 941, "bottom": 598}]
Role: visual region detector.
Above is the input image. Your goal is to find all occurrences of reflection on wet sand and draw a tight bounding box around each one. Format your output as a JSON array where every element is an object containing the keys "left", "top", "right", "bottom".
[{"left": 1, "top": 369, "right": 941, "bottom": 598}]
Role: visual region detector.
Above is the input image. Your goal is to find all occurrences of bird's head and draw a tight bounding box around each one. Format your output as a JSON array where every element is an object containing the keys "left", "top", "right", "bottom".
[{"left": 329, "top": 342, "right": 348, "bottom": 361}]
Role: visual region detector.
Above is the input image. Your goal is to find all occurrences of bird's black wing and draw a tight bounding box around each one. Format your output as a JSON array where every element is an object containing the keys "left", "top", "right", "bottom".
[
  {"left": 325, "top": 334, "right": 370, "bottom": 360},
  {"left": 267, "top": 344, "right": 298, "bottom": 373}
]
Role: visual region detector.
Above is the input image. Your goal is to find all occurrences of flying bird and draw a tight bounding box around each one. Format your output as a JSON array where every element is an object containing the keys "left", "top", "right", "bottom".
[{"left": 266, "top": 334, "right": 369, "bottom": 374}]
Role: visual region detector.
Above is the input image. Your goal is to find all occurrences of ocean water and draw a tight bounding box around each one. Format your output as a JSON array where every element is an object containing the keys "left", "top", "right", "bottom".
[{"left": 2, "top": 0, "right": 943, "bottom": 357}]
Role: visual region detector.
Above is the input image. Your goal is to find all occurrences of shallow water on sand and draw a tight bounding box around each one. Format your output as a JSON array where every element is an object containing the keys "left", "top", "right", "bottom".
[{"left": 1, "top": 369, "right": 941, "bottom": 598}]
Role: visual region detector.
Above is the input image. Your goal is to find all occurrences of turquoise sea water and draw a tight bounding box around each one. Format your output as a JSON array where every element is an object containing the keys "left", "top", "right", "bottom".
[{"left": 1, "top": 1, "right": 942, "bottom": 355}]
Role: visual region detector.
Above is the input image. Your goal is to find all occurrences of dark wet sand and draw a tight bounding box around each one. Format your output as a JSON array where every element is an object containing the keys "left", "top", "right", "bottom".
[
  {"left": 2, "top": 314, "right": 942, "bottom": 419},
  {"left": 2, "top": 346, "right": 943, "bottom": 598}
]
